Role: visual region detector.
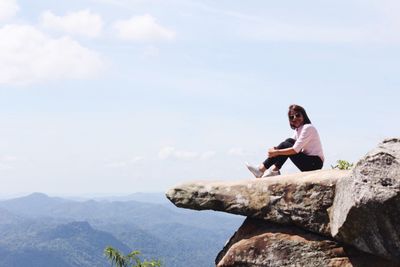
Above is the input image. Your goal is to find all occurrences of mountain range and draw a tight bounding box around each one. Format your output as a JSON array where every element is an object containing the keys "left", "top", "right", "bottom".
[{"left": 0, "top": 192, "right": 243, "bottom": 267}]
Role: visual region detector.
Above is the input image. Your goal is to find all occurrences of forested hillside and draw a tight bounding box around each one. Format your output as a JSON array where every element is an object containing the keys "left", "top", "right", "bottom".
[{"left": 0, "top": 193, "right": 243, "bottom": 267}]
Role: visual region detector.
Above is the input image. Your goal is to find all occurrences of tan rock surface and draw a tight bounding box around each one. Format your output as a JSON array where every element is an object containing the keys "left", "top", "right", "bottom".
[
  {"left": 330, "top": 138, "right": 400, "bottom": 262},
  {"left": 167, "top": 169, "right": 349, "bottom": 236},
  {"left": 216, "top": 218, "right": 398, "bottom": 267}
]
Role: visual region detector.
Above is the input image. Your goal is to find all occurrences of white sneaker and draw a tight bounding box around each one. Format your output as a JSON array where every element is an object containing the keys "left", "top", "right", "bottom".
[
  {"left": 245, "top": 162, "right": 264, "bottom": 178},
  {"left": 262, "top": 170, "right": 281, "bottom": 178}
]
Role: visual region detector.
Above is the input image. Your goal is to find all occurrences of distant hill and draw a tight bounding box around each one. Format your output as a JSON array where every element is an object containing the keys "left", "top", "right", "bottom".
[
  {"left": 0, "top": 221, "right": 129, "bottom": 267},
  {"left": 92, "top": 192, "right": 168, "bottom": 204},
  {"left": 0, "top": 207, "right": 24, "bottom": 225},
  {"left": 0, "top": 193, "right": 244, "bottom": 267},
  {"left": 0, "top": 192, "right": 69, "bottom": 218},
  {"left": 0, "top": 192, "right": 241, "bottom": 231}
]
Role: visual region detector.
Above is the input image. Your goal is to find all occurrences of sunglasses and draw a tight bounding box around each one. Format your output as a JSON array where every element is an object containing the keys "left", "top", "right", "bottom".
[{"left": 289, "top": 113, "right": 302, "bottom": 121}]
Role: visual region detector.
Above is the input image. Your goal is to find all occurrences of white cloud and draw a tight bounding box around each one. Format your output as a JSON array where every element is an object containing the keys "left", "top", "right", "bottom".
[
  {"left": 129, "top": 156, "right": 144, "bottom": 162},
  {"left": 40, "top": 9, "right": 103, "bottom": 38},
  {"left": 185, "top": 1, "right": 400, "bottom": 44},
  {"left": 0, "top": 155, "right": 17, "bottom": 171},
  {"left": 239, "top": 20, "right": 368, "bottom": 44},
  {"left": 106, "top": 156, "right": 144, "bottom": 168},
  {"left": 158, "top": 147, "right": 215, "bottom": 161},
  {"left": 114, "top": 14, "right": 176, "bottom": 42},
  {"left": 200, "top": 151, "right": 216, "bottom": 160},
  {"left": 158, "top": 146, "right": 197, "bottom": 160},
  {"left": 234, "top": 2, "right": 400, "bottom": 44},
  {"left": 158, "top": 146, "right": 175, "bottom": 160},
  {"left": 0, "top": 24, "right": 104, "bottom": 85},
  {"left": 228, "top": 148, "right": 247, "bottom": 156},
  {"left": 0, "top": 155, "right": 17, "bottom": 161},
  {"left": 173, "top": 150, "right": 197, "bottom": 160},
  {"left": 0, "top": 0, "right": 19, "bottom": 21}
]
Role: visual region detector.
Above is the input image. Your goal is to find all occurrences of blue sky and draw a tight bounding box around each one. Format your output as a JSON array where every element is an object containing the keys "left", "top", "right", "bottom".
[{"left": 0, "top": 0, "right": 399, "bottom": 196}]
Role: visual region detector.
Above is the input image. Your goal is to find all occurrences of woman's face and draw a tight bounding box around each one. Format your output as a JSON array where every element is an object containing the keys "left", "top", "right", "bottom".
[{"left": 288, "top": 109, "right": 304, "bottom": 128}]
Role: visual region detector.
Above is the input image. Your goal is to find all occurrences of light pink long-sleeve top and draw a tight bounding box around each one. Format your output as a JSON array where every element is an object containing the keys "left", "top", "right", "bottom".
[{"left": 292, "top": 124, "right": 324, "bottom": 162}]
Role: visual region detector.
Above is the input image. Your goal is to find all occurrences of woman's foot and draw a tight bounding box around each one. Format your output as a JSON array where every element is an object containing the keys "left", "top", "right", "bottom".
[
  {"left": 262, "top": 169, "right": 281, "bottom": 177},
  {"left": 245, "top": 162, "right": 264, "bottom": 178}
]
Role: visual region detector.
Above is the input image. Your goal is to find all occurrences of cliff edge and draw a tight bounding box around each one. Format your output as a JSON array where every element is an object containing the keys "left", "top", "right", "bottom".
[{"left": 166, "top": 138, "right": 400, "bottom": 267}]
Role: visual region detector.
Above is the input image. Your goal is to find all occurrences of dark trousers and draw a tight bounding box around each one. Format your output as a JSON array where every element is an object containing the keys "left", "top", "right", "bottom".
[{"left": 263, "top": 138, "right": 323, "bottom": 171}]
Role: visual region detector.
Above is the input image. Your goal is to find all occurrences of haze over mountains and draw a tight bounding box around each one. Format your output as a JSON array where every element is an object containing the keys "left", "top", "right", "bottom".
[{"left": 0, "top": 192, "right": 243, "bottom": 267}]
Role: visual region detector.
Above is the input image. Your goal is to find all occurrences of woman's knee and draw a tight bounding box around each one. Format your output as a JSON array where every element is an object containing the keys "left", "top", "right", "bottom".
[
  {"left": 285, "top": 138, "right": 295, "bottom": 144},
  {"left": 277, "top": 138, "right": 295, "bottom": 149}
]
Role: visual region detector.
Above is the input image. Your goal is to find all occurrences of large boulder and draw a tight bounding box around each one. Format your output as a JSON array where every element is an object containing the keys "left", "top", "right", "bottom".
[
  {"left": 167, "top": 170, "right": 349, "bottom": 236},
  {"left": 330, "top": 138, "right": 400, "bottom": 262},
  {"left": 216, "top": 217, "right": 396, "bottom": 267}
]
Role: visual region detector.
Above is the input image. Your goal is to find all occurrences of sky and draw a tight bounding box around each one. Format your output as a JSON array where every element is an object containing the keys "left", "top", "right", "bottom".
[{"left": 0, "top": 0, "right": 399, "bottom": 196}]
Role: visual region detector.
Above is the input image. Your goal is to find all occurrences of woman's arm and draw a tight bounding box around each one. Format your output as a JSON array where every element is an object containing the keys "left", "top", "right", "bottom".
[{"left": 268, "top": 147, "right": 297, "bottom": 158}]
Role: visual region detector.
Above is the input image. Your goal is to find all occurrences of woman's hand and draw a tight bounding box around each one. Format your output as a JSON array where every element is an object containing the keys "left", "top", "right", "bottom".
[{"left": 268, "top": 147, "right": 279, "bottom": 158}]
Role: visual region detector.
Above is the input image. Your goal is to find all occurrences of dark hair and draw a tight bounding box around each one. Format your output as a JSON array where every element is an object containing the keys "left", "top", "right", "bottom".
[{"left": 288, "top": 104, "right": 311, "bottom": 129}]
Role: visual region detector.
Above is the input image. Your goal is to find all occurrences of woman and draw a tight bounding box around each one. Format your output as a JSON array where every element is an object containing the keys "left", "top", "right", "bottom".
[{"left": 246, "top": 104, "right": 324, "bottom": 178}]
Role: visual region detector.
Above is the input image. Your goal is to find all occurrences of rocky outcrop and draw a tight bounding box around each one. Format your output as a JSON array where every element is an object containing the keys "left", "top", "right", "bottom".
[
  {"left": 330, "top": 138, "right": 400, "bottom": 261},
  {"left": 166, "top": 138, "right": 400, "bottom": 266},
  {"left": 167, "top": 170, "right": 348, "bottom": 236},
  {"left": 216, "top": 218, "right": 397, "bottom": 267}
]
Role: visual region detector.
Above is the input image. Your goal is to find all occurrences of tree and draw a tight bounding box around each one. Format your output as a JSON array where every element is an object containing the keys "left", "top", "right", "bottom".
[{"left": 104, "top": 246, "right": 162, "bottom": 267}]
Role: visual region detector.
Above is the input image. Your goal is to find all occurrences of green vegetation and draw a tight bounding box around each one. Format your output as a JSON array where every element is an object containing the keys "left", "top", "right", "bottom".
[
  {"left": 331, "top": 160, "right": 354, "bottom": 170},
  {"left": 104, "top": 246, "right": 162, "bottom": 267},
  {"left": 0, "top": 193, "right": 242, "bottom": 267}
]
